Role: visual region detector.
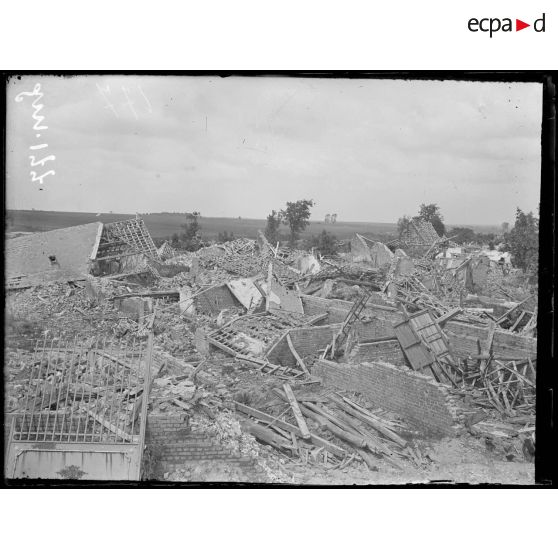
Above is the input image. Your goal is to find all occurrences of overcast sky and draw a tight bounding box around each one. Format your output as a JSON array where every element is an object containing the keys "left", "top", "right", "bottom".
[{"left": 6, "top": 75, "right": 542, "bottom": 225}]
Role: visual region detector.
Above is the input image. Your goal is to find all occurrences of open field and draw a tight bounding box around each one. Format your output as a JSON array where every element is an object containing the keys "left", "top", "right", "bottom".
[
  {"left": 6, "top": 210, "right": 499, "bottom": 242},
  {"left": 6, "top": 210, "right": 399, "bottom": 241}
]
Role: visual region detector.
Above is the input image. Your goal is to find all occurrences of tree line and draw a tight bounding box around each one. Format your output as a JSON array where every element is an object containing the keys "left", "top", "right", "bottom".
[
  {"left": 398, "top": 203, "right": 539, "bottom": 274},
  {"left": 161, "top": 201, "right": 539, "bottom": 277}
]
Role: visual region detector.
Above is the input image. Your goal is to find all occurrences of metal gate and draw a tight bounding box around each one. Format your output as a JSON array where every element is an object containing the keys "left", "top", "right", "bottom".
[{"left": 5, "top": 333, "right": 153, "bottom": 480}]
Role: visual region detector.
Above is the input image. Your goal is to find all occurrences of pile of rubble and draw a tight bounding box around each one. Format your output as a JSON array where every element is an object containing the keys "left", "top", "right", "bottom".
[{"left": 4, "top": 220, "right": 537, "bottom": 482}]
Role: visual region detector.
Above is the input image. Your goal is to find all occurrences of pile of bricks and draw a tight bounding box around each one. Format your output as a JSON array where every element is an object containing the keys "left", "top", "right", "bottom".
[{"left": 145, "top": 413, "right": 266, "bottom": 480}]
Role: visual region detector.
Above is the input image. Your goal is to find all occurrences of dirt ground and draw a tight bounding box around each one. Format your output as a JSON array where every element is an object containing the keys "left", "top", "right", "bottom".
[{"left": 257, "top": 435, "right": 534, "bottom": 485}]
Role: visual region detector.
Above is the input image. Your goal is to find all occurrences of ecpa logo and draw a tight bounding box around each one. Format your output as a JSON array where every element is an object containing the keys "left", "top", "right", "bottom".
[{"left": 468, "top": 13, "right": 546, "bottom": 37}]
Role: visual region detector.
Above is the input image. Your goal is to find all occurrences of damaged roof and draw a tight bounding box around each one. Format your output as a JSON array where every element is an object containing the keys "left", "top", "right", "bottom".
[
  {"left": 400, "top": 218, "right": 441, "bottom": 246},
  {"left": 5, "top": 222, "right": 103, "bottom": 289}
]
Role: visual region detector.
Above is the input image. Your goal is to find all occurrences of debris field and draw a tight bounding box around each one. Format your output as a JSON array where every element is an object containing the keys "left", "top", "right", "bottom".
[{"left": 4, "top": 217, "right": 536, "bottom": 483}]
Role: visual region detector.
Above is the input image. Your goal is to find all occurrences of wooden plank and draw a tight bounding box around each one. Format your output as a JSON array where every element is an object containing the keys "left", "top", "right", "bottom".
[
  {"left": 485, "top": 321, "right": 496, "bottom": 354},
  {"left": 338, "top": 396, "right": 408, "bottom": 448},
  {"left": 510, "top": 311, "right": 527, "bottom": 332},
  {"left": 282, "top": 383, "right": 311, "bottom": 440},
  {"left": 111, "top": 290, "right": 179, "bottom": 300},
  {"left": 234, "top": 402, "right": 346, "bottom": 457},
  {"left": 298, "top": 403, "right": 404, "bottom": 470},
  {"left": 265, "top": 262, "right": 273, "bottom": 312},
  {"left": 494, "top": 360, "right": 535, "bottom": 388},
  {"left": 240, "top": 418, "right": 294, "bottom": 451},
  {"left": 286, "top": 334, "right": 310, "bottom": 375},
  {"left": 306, "top": 312, "right": 329, "bottom": 325},
  {"left": 207, "top": 336, "right": 240, "bottom": 357},
  {"left": 298, "top": 403, "right": 368, "bottom": 449},
  {"left": 496, "top": 295, "right": 534, "bottom": 324},
  {"left": 290, "top": 432, "right": 299, "bottom": 455}
]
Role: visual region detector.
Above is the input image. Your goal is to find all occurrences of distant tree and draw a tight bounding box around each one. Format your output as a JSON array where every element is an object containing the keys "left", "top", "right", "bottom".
[
  {"left": 265, "top": 210, "right": 281, "bottom": 245},
  {"left": 179, "top": 211, "right": 202, "bottom": 251},
  {"left": 508, "top": 208, "right": 539, "bottom": 274},
  {"left": 501, "top": 222, "right": 510, "bottom": 234},
  {"left": 312, "top": 229, "right": 338, "bottom": 256},
  {"left": 418, "top": 203, "right": 446, "bottom": 236},
  {"left": 218, "top": 230, "right": 235, "bottom": 243},
  {"left": 475, "top": 232, "right": 497, "bottom": 247},
  {"left": 447, "top": 227, "right": 476, "bottom": 245},
  {"left": 170, "top": 233, "right": 180, "bottom": 247},
  {"left": 280, "top": 199, "right": 315, "bottom": 245}
]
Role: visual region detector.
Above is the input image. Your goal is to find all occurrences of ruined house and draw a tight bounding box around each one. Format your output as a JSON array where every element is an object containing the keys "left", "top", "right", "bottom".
[
  {"left": 5, "top": 222, "right": 103, "bottom": 289},
  {"left": 93, "top": 217, "right": 160, "bottom": 275},
  {"left": 6, "top": 217, "right": 160, "bottom": 289},
  {"left": 350, "top": 233, "right": 394, "bottom": 267},
  {"left": 398, "top": 218, "right": 442, "bottom": 257}
]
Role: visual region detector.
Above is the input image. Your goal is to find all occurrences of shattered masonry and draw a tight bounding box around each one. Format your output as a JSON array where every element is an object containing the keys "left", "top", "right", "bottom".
[{"left": 4, "top": 220, "right": 537, "bottom": 483}]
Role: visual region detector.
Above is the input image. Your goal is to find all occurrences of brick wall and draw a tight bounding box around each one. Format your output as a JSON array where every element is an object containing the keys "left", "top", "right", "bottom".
[
  {"left": 266, "top": 324, "right": 339, "bottom": 366},
  {"left": 301, "top": 295, "right": 537, "bottom": 361},
  {"left": 301, "top": 295, "right": 399, "bottom": 337},
  {"left": 444, "top": 321, "right": 537, "bottom": 360},
  {"left": 145, "top": 413, "right": 263, "bottom": 479},
  {"left": 266, "top": 318, "right": 401, "bottom": 367},
  {"left": 349, "top": 339, "right": 406, "bottom": 366},
  {"left": 311, "top": 360, "right": 461, "bottom": 437}
]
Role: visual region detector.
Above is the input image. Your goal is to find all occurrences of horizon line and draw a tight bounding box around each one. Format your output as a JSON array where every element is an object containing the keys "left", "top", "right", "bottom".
[{"left": 6, "top": 208, "right": 503, "bottom": 228}]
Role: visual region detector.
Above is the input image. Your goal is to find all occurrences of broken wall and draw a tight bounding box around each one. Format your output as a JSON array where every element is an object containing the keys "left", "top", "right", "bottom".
[
  {"left": 266, "top": 323, "right": 341, "bottom": 366},
  {"left": 269, "top": 278, "right": 304, "bottom": 314},
  {"left": 348, "top": 339, "right": 406, "bottom": 366},
  {"left": 302, "top": 295, "right": 535, "bottom": 361},
  {"left": 312, "top": 361, "right": 462, "bottom": 437},
  {"left": 195, "top": 285, "right": 243, "bottom": 316},
  {"left": 146, "top": 414, "right": 264, "bottom": 479},
  {"left": 369, "top": 242, "right": 394, "bottom": 267},
  {"left": 6, "top": 222, "right": 103, "bottom": 289},
  {"left": 444, "top": 321, "right": 537, "bottom": 360},
  {"left": 350, "top": 234, "right": 371, "bottom": 263},
  {"left": 301, "top": 294, "right": 400, "bottom": 337}
]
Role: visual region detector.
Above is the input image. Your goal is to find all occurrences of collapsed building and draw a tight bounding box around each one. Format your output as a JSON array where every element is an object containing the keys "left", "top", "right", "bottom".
[
  {"left": 4, "top": 218, "right": 537, "bottom": 483},
  {"left": 6, "top": 217, "right": 162, "bottom": 291}
]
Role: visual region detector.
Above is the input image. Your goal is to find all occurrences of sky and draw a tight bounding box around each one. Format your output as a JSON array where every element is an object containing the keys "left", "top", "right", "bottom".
[{"left": 6, "top": 75, "right": 542, "bottom": 225}]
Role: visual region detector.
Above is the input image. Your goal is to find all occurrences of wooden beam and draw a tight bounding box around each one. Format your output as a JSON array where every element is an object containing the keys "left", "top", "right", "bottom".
[
  {"left": 207, "top": 337, "right": 240, "bottom": 357},
  {"left": 111, "top": 290, "right": 179, "bottom": 300},
  {"left": 436, "top": 307, "right": 462, "bottom": 327},
  {"left": 306, "top": 312, "right": 329, "bottom": 325},
  {"left": 510, "top": 311, "right": 527, "bottom": 332},
  {"left": 282, "top": 383, "right": 311, "bottom": 440},
  {"left": 286, "top": 334, "right": 310, "bottom": 375},
  {"left": 334, "top": 395, "right": 408, "bottom": 448},
  {"left": 240, "top": 418, "right": 294, "bottom": 451},
  {"left": 496, "top": 295, "right": 534, "bottom": 324},
  {"left": 234, "top": 402, "right": 345, "bottom": 457},
  {"left": 265, "top": 262, "right": 273, "bottom": 312},
  {"left": 95, "top": 250, "right": 145, "bottom": 262}
]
